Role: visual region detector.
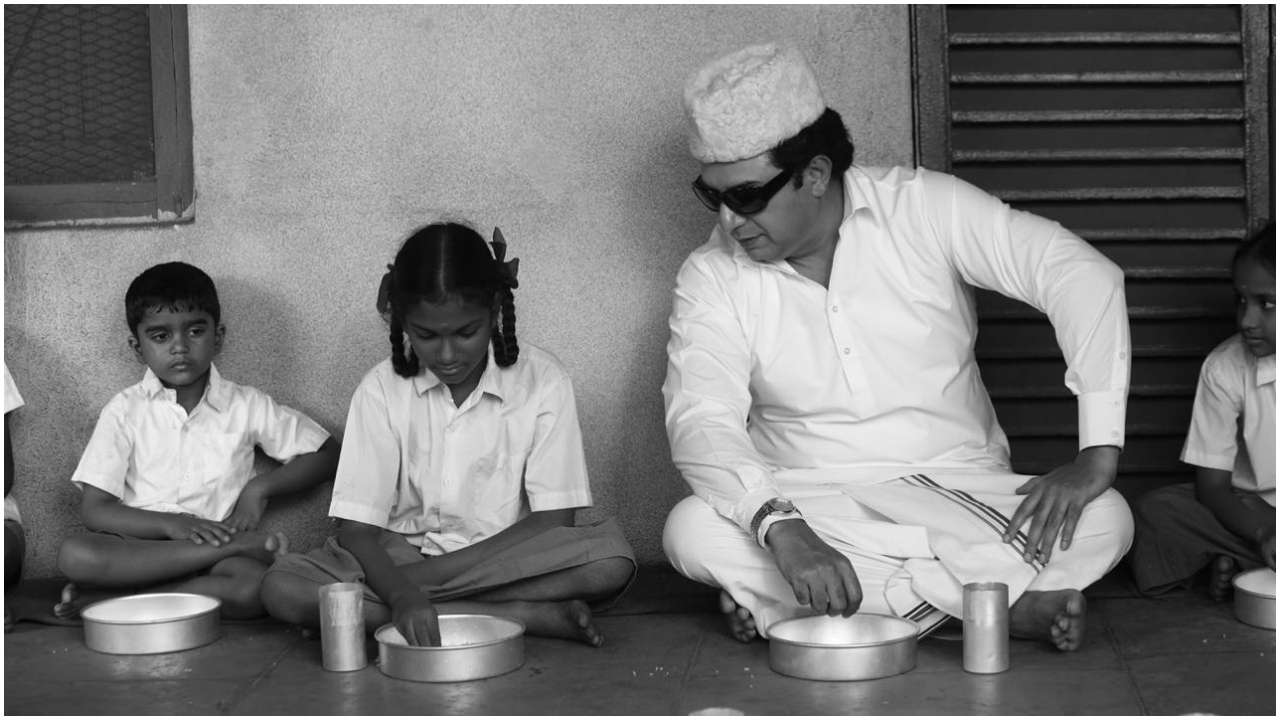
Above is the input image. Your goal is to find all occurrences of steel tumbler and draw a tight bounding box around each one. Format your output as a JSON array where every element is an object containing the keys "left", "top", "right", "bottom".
[
  {"left": 319, "top": 582, "right": 367, "bottom": 671},
  {"left": 962, "top": 581, "right": 1009, "bottom": 674}
]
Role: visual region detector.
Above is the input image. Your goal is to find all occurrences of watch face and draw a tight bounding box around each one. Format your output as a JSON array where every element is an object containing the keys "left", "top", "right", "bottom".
[{"left": 771, "top": 498, "right": 795, "bottom": 513}]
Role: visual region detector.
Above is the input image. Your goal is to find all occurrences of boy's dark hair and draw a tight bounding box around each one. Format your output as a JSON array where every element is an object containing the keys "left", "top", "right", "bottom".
[
  {"left": 385, "top": 222, "right": 518, "bottom": 377},
  {"left": 125, "top": 261, "right": 221, "bottom": 334},
  {"left": 1233, "top": 222, "right": 1276, "bottom": 275},
  {"left": 769, "top": 107, "right": 855, "bottom": 187}
]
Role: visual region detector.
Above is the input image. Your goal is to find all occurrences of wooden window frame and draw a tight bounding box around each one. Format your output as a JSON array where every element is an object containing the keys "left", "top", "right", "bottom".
[{"left": 4, "top": 5, "right": 194, "bottom": 228}]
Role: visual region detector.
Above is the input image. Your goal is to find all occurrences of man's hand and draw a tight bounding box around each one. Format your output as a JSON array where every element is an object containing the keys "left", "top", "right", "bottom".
[
  {"left": 765, "top": 520, "right": 862, "bottom": 616},
  {"left": 391, "top": 590, "right": 441, "bottom": 646},
  {"left": 226, "top": 480, "right": 269, "bottom": 532},
  {"left": 1005, "top": 445, "right": 1119, "bottom": 562},
  {"left": 165, "top": 514, "right": 235, "bottom": 546}
]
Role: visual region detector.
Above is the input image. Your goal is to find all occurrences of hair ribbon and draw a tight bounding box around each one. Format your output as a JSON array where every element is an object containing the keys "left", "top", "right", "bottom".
[
  {"left": 375, "top": 263, "right": 394, "bottom": 316},
  {"left": 491, "top": 227, "right": 519, "bottom": 289}
]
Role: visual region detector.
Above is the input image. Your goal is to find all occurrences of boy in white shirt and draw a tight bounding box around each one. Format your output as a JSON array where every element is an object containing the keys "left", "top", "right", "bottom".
[
  {"left": 54, "top": 262, "right": 340, "bottom": 619},
  {"left": 1133, "top": 226, "right": 1276, "bottom": 597}
]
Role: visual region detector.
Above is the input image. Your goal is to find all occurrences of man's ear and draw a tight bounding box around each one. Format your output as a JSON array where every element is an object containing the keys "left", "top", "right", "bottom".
[
  {"left": 213, "top": 323, "right": 227, "bottom": 355},
  {"left": 804, "top": 155, "right": 834, "bottom": 197},
  {"left": 127, "top": 334, "right": 144, "bottom": 363}
]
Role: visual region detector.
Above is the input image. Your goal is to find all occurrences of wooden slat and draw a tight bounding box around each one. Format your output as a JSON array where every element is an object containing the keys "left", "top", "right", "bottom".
[
  {"left": 954, "top": 147, "right": 1243, "bottom": 162},
  {"left": 949, "top": 31, "right": 1241, "bottom": 46},
  {"left": 989, "top": 383, "right": 1195, "bottom": 400},
  {"left": 1075, "top": 227, "right": 1246, "bottom": 242},
  {"left": 951, "top": 70, "right": 1243, "bottom": 84},
  {"left": 981, "top": 306, "right": 1233, "bottom": 320},
  {"left": 954, "top": 108, "right": 1245, "bottom": 123},
  {"left": 993, "top": 186, "right": 1245, "bottom": 201},
  {"left": 1124, "top": 266, "right": 1231, "bottom": 280}
]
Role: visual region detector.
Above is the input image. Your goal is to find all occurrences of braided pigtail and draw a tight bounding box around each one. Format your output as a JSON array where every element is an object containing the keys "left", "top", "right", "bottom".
[
  {"left": 493, "top": 286, "right": 519, "bottom": 367},
  {"left": 388, "top": 311, "right": 420, "bottom": 377}
]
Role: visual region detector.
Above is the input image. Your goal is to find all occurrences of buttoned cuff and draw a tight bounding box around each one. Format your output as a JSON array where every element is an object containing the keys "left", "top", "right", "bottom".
[
  {"left": 1078, "top": 390, "right": 1126, "bottom": 450},
  {"left": 732, "top": 487, "right": 782, "bottom": 539}
]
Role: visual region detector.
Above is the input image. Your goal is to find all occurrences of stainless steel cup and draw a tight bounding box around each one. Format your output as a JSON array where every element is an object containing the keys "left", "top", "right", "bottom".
[
  {"left": 962, "top": 581, "right": 1009, "bottom": 674},
  {"left": 318, "top": 582, "right": 367, "bottom": 671}
]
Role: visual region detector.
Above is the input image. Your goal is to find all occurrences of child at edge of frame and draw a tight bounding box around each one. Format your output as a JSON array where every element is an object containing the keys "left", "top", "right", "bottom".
[
  {"left": 54, "top": 261, "right": 340, "bottom": 619},
  {"left": 260, "top": 221, "right": 637, "bottom": 647},
  {"left": 1131, "top": 223, "right": 1276, "bottom": 598}
]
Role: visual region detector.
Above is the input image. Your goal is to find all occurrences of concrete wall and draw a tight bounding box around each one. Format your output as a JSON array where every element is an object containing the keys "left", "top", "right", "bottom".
[{"left": 3, "top": 5, "right": 914, "bottom": 578}]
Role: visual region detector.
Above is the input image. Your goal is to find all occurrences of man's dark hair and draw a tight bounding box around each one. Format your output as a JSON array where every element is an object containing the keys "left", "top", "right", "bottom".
[
  {"left": 125, "top": 261, "right": 221, "bottom": 334},
  {"left": 769, "top": 108, "right": 855, "bottom": 186}
]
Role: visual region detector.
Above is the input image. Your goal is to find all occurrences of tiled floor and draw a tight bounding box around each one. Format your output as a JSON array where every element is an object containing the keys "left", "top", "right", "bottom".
[{"left": 4, "top": 569, "right": 1275, "bottom": 716}]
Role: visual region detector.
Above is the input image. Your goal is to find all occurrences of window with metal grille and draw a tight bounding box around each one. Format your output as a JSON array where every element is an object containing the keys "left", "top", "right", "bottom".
[
  {"left": 4, "top": 5, "right": 192, "bottom": 226},
  {"left": 910, "top": 4, "right": 1274, "bottom": 499}
]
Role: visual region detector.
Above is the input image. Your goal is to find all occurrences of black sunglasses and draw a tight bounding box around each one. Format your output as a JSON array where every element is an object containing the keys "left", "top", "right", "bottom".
[{"left": 691, "top": 168, "right": 794, "bottom": 216}]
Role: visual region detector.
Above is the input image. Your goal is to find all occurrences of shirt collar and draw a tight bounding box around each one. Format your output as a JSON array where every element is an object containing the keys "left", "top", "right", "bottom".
[
  {"left": 1256, "top": 353, "right": 1276, "bottom": 386},
  {"left": 723, "top": 166, "right": 872, "bottom": 271},
  {"left": 140, "top": 363, "right": 227, "bottom": 412},
  {"left": 410, "top": 345, "right": 507, "bottom": 403}
]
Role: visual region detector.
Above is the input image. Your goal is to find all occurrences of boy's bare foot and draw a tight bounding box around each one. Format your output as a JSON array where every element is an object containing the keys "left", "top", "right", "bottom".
[
  {"left": 228, "top": 530, "right": 289, "bottom": 565},
  {"left": 506, "top": 599, "right": 603, "bottom": 647},
  {"left": 52, "top": 582, "right": 114, "bottom": 620},
  {"left": 1209, "top": 555, "right": 1236, "bottom": 601},
  {"left": 1010, "top": 589, "right": 1086, "bottom": 652},
  {"left": 719, "top": 590, "right": 758, "bottom": 643}
]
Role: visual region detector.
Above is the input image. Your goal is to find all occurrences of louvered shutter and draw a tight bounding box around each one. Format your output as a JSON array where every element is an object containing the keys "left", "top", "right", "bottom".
[{"left": 910, "top": 4, "right": 1274, "bottom": 499}]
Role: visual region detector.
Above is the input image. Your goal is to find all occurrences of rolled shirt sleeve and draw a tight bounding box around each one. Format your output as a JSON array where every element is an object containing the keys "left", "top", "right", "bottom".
[{"left": 931, "top": 171, "right": 1130, "bottom": 450}]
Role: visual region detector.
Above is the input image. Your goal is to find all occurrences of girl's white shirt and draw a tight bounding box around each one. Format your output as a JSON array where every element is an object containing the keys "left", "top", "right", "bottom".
[{"left": 329, "top": 343, "right": 593, "bottom": 555}]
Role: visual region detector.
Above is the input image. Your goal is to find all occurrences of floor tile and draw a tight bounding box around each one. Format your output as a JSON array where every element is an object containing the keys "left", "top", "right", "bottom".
[
  {"left": 4, "top": 676, "right": 251, "bottom": 715},
  {"left": 679, "top": 667, "right": 1143, "bottom": 715},
  {"left": 4, "top": 622, "right": 298, "bottom": 683},
  {"left": 1127, "top": 650, "right": 1276, "bottom": 716},
  {"left": 1100, "top": 594, "right": 1276, "bottom": 657}
]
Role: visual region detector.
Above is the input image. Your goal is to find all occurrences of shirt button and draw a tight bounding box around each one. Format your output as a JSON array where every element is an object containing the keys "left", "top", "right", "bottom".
[
  {"left": 843, "top": 348, "right": 851, "bottom": 356},
  {"left": 831, "top": 305, "right": 839, "bottom": 313}
]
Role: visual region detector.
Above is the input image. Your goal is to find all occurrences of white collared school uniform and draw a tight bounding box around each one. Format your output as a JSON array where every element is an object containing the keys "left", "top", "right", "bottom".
[
  {"left": 71, "top": 364, "right": 330, "bottom": 522},
  {"left": 1182, "top": 334, "right": 1276, "bottom": 506},
  {"left": 662, "top": 166, "right": 1134, "bottom": 635},
  {"left": 328, "top": 344, "right": 593, "bottom": 555}
]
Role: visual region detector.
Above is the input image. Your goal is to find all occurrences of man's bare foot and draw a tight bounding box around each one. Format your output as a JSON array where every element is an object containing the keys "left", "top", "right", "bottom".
[
  {"left": 228, "top": 530, "right": 289, "bottom": 565},
  {"left": 501, "top": 599, "right": 603, "bottom": 647},
  {"left": 1010, "top": 589, "right": 1086, "bottom": 652},
  {"left": 718, "top": 590, "right": 758, "bottom": 643},
  {"left": 1209, "top": 555, "right": 1236, "bottom": 601}
]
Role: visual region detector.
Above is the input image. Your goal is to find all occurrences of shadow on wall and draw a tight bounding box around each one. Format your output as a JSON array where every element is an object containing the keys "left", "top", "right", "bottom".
[
  {"left": 6, "top": 326, "right": 102, "bottom": 579},
  {"left": 592, "top": 120, "right": 710, "bottom": 560}
]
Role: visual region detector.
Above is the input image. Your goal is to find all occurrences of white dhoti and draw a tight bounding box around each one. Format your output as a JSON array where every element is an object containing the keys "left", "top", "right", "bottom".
[{"left": 662, "top": 470, "right": 1134, "bottom": 638}]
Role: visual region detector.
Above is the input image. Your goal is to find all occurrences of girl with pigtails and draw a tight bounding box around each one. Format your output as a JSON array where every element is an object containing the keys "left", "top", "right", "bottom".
[{"left": 261, "top": 222, "right": 636, "bottom": 647}]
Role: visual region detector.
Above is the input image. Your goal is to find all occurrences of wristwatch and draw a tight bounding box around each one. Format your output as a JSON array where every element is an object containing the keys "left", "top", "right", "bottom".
[{"left": 750, "top": 497, "right": 802, "bottom": 546}]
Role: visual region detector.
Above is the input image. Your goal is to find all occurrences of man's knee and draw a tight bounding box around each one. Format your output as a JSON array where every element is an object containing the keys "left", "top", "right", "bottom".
[
  {"left": 1083, "top": 487, "right": 1135, "bottom": 548},
  {"left": 662, "top": 495, "right": 755, "bottom": 582}
]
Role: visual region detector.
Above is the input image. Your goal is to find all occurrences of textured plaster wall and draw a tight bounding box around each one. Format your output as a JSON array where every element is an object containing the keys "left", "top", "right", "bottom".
[{"left": 3, "top": 5, "right": 913, "bottom": 578}]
